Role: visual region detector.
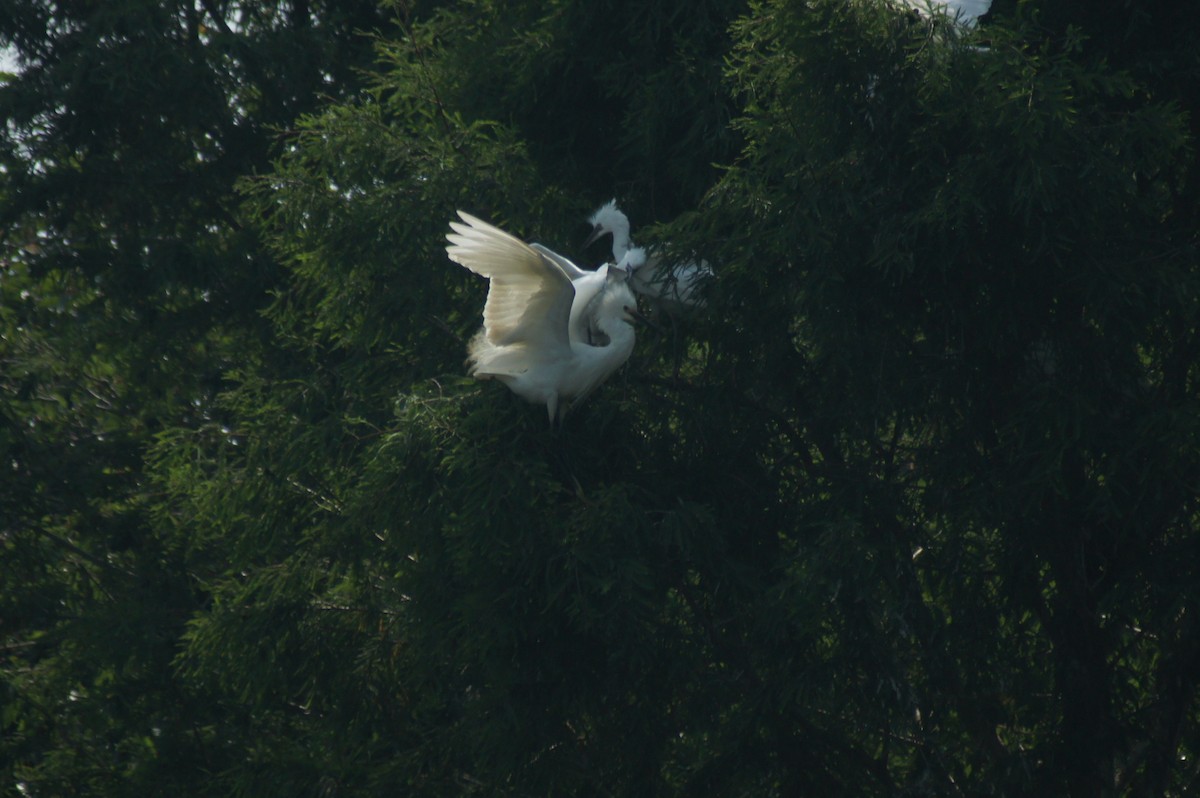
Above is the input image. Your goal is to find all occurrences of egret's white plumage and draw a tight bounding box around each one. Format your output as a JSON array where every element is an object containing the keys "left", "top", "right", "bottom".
[
  {"left": 565, "top": 245, "right": 647, "bottom": 347},
  {"left": 862, "top": 0, "right": 993, "bottom": 128},
  {"left": 615, "top": 246, "right": 647, "bottom": 273},
  {"left": 586, "top": 200, "right": 633, "bottom": 260},
  {"left": 585, "top": 200, "right": 712, "bottom": 313},
  {"left": 529, "top": 239, "right": 638, "bottom": 347},
  {"left": 446, "top": 211, "right": 638, "bottom": 424},
  {"left": 902, "top": 0, "right": 992, "bottom": 27}
]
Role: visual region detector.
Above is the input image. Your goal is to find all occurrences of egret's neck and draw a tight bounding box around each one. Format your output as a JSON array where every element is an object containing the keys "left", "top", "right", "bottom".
[
  {"left": 576, "top": 315, "right": 635, "bottom": 362},
  {"left": 600, "top": 316, "right": 635, "bottom": 348},
  {"left": 600, "top": 319, "right": 636, "bottom": 367},
  {"left": 611, "top": 227, "right": 632, "bottom": 260}
]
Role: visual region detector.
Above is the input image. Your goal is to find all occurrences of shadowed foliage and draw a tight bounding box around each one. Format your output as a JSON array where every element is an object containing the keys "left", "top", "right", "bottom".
[{"left": 4, "top": 1, "right": 1199, "bottom": 795}]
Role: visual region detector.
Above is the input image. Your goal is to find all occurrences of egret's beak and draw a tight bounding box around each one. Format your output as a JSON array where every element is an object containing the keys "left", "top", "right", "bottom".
[
  {"left": 624, "top": 305, "right": 660, "bottom": 331},
  {"left": 583, "top": 225, "right": 607, "bottom": 248}
]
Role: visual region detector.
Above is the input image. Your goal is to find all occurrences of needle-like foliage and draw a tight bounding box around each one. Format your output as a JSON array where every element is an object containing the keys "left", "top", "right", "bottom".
[{"left": 4, "top": 1, "right": 1200, "bottom": 795}]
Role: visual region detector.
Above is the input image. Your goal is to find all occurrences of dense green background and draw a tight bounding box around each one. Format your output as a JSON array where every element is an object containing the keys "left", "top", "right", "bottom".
[{"left": 3, "top": 1, "right": 1199, "bottom": 795}]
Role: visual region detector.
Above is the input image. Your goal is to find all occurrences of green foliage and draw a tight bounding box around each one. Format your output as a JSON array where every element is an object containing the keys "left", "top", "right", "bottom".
[
  {"left": 5, "top": 0, "right": 1200, "bottom": 796},
  {"left": 1, "top": 1, "right": 384, "bottom": 795}
]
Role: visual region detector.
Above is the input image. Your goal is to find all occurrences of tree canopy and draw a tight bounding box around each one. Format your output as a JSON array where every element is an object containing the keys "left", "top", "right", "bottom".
[{"left": 3, "top": 1, "right": 1200, "bottom": 795}]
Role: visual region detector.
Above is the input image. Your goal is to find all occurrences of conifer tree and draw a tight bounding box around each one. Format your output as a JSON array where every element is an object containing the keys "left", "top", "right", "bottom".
[
  {"left": 2, "top": 1, "right": 383, "bottom": 793},
  {"left": 5, "top": 1, "right": 1199, "bottom": 795}
]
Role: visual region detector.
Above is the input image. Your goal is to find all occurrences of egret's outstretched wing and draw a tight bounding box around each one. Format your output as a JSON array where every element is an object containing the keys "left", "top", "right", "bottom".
[
  {"left": 446, "top": 211, "right": 574, "bottom": 352},
  {"left": 530, "top": 242, "right": 588, "bottom": 281},
  {"left": 531, "top": 242, "right": 613, "bottom": 344}
]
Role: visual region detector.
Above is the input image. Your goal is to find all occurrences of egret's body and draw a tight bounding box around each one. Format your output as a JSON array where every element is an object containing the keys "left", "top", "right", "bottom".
[
  {"left": 902, "top": 0, "right": 992, "bottom": 27},
  {"left": 863, "top": 0, "right": 992, "bottom": 128},
  {"left": 629, "top": 253, "right": 707, "bottom": 310},
  {"left": 446, "top": 211, "right": 638, "bottom": 423},
  {"left": 586, "top": 200, "right": 711, "bottom": 313},
  {"left": 531, "top": 241, "right": 644, "bottom": 346}
]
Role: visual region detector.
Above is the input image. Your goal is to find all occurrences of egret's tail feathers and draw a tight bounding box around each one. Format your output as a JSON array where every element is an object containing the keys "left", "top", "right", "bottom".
[{"left": 466, "top": 331, "right": 531, "bottom": 378}]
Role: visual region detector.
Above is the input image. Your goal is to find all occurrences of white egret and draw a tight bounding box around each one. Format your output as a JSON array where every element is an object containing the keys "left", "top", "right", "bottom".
[
  {"left": 528, "top": 241, "right": 644, "bottom": 347},
  {"left": 585, "top": 200, "right": 712, "bottom": 312},
  {"left": 863, "top": 0, "right": 993, "bottom": 128},
  {"left": 586, "top": 200, "right": 634, "bottom": 261},
  {"left": 901, "top": 0, "right": 992, "bottom": 28},
  {"left": 446, "top": 211, "right": 639, "bottom": 424}
]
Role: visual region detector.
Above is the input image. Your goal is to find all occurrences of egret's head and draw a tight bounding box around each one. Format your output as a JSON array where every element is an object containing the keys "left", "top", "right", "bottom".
[
  {"left": 621, "top": 300, "right": 656, "bottom": 329},
  {"left": 584, "top": 199, "right": 631, "bottom": 254},
  {"left": 610, "top": 283, "right": 644, "bottom": 329},
  {"left": 589, "top": 271, "right": 638, "bottom": 328}
]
